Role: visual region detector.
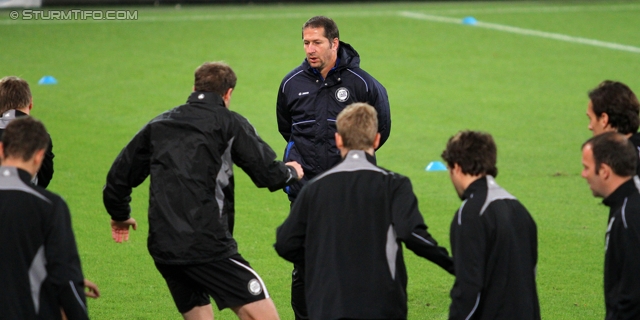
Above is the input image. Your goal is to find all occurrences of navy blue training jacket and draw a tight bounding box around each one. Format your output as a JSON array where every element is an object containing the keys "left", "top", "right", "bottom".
[{"left": 277, "top": 41, "right": 391, "bottom": 200}]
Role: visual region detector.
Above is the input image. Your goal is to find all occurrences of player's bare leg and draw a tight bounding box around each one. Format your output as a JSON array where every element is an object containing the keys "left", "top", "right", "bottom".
[
  {"left": 232, "top": 298, "right": 280, "bottom": 320},
  {"left": 182, "top": 304, "right": 214, "bottom": 320}
]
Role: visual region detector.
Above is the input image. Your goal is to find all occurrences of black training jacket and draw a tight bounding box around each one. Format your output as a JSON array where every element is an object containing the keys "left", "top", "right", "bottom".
[
  {"left": 275, "top": 150, "right": 453, "bottom": 320},
  {"left": 449, "top": 176, "right": 540, "bottom": 320},
  {"left": 0, "top": 109, "right": 55, "bottom": 188},
  {"left": 277, "top": 41, "right": 391, "bottom": 200},
  {"left": 602, "top": 177, "right": 640, "bottom": 320},
  {"left": 0, "top": 167, "right": 88, "bottom": 320},
  {"left": 628, "top": 132, "right": 640, "bottom": 176},
  {"left": 104, "top": 92, "right": 298, "bottom": 264}
]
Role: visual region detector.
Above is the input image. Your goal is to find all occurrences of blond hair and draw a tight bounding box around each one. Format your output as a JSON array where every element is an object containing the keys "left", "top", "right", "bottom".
[{"left": 336, "top": 103, "right": 378, "bottom": 150}]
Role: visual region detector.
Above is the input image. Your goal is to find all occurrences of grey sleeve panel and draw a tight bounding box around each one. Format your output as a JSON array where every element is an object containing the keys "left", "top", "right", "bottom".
[
  {"left": 29, "top": 246, "right": 47, "bottom": 315},
  {"left": 479, "top": 175, "right": 516, "bottom": 216},
  {"left": 215, "top": 137, "right": 234, "bottom": 217},
  {"left": 385, "top": 225, "right": 398, "bottom": 280}
]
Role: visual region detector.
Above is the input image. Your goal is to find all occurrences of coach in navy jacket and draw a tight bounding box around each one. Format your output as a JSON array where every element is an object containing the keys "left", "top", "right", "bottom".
[{"left": 277, "top": 16, "right": 391, "bottom": 201}]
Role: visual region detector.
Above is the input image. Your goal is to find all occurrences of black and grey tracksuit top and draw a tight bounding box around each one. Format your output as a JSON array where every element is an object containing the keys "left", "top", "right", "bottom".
[
  {"left": 0, "top": 167, "right": 87, "bottom": 319},
  {"left": 103, "top": 92, "right": 298, "bottom": 264},
  {"left": 602, "top": 177, "right": 640, "bottom": 320},
  {"left": 449, "top": 176, "right": 540, "bottom": 320},
  {"left": 0, "top": 109, "right": 55, "bottom": 188},
  {"left": 275, "top": 150, "right": 453, "bottom": 320},
  {"left": 277, "top": 41, "right": 391, "bottom": 200}
]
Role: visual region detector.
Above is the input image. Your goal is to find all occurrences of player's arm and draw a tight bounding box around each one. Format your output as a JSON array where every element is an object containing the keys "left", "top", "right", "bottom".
[
  {"left": 274, "top": 189, "right": 309, "bottom": 264},
  {"left": 276, "top": 84, "right": 292, "bottom": 142},
  {"left": 614, "top": 219, "right": 640, "bottom": 318},
  {"left": 45, "top": 198, "right": 89, "bottom": 320},
  {"left": 448, "top": 201, "right": 488, "bottom": 320},
  {"left": 391, "top": 176, "right": 453, "bottom": 274},
  {"left": 368, "top": 78, "right": 391, "bottom": 148},
  {"left": 103, "top": 125, "right": 151, "bottom": 240},
  {"left": 36, "top": 134, "right": 54, "bottom": 188},
  {"left": 231, "top": 114, "right": 302, "bottom": 190}
]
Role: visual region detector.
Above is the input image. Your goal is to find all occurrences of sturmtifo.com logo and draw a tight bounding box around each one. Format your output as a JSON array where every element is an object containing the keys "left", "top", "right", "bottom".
[{"left": 9, "top": 9, "right": 138, "bottom": 20}]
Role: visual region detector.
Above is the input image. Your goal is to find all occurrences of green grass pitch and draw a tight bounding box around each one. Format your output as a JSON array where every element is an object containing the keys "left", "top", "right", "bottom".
[{"left": 2, "top": 1, "right": 640, "bottom": 318}]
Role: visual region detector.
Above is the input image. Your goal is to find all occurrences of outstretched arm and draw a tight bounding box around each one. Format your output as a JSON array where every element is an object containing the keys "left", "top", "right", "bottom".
[
  {"left": 231, "top": 114, "right": 302, "bottom": 191},
  {"left": 103, "top": 125, "right": 151, "bottom": 222},
  {"left": 391, "top": 176, "right": 453, "bottom": 274}
]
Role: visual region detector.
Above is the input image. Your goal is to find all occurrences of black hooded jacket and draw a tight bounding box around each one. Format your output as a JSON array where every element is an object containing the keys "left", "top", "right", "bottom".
[
  {"left": 104, "top": 92, "right": 298, "bottom": 264},
  {"left": 277, "top": 41, "right": 391, "bottom": 200}
]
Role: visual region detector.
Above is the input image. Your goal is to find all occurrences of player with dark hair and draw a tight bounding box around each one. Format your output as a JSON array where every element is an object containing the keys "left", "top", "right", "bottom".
[
  {"left": 0, "top": 76, "right": 55, "bottom": 188},
  {"left": 586, "top": 80, "right": 640, "bottom": 175},
  {"left": 276, "top": 15, "right": 391, "bottom": 319},
  {"left": 581, "top": 132, "right": 640, "bottom": 320},
  {"left": 0, "top": 117, "right": 98, "bottom": 319},
  {"left": 276, "top": 103, "right": 453, "bottom": 320},
  {"left": 442, "top": 130, "right": 540, "bottom": 320},
  {"left": 103, "top": 61, "right": 303, "bottom": 320}
]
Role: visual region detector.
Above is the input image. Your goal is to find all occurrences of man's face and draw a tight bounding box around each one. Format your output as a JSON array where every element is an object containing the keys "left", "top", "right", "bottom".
[
  {"left": 587, "top": 100, "right": 613, "bottom": 136},
  {"left": 303, "top": 27, "right": 338, "bottom": 73},
  {"left": 581, "top": 144, "right": 606, "bottom": 198}
]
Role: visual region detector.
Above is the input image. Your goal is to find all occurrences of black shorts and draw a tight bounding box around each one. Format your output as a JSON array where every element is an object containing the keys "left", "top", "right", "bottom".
[{"left": 155, "top": 254, "right": 270, "bottom": 313}]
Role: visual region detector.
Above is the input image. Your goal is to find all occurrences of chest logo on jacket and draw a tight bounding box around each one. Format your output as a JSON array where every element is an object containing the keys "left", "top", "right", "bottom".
[{"left": 335, "top": 87, "right": 350, "bottom": 102}]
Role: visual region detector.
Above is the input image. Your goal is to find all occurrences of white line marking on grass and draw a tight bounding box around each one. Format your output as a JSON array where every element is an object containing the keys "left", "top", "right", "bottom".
[
  {"left": 399, "top": 11, "right": 640, "bottom": 54},
  {"left": 426, "top": 4, "right": 640, "bottom": 15}
]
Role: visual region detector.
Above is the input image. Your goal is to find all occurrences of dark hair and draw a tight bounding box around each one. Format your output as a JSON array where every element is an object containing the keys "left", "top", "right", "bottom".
[
  {"left": 336, "top": 103, "right": 378, "bottom": 150},
  {"left": 582, "top": 132, "right": 636, "bottom": 176},
  {"left": 588, "top": 80, "right": 640, "bottom": 134},
  {"left": 0, "top": 76, "right": 32, "bottom": 114},
  {"left": 1, "top": 117, "right": 49, "bottom": 162},
  {"left": 441, "top": 130, "right": 498, "bottom": 177},
  {"left": 194, "top": 62, "right": 237, "bottom": 97},
  {"left": 302, "top": 16, "right": 340, "bottom": 42}
]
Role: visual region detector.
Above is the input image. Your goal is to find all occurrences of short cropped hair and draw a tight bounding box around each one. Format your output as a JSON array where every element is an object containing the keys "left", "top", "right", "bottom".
[
  {"left": 336, "top": 103, "right": 378, "bottom": 150},
  {"left": 302, "top": 16, "right": 340, "bottom": 43},
  {"left": 1, "top": 117, "right": 49, "bottom": 162},
  {"left": 0, "top": 76, "right": 32, "bottom": 114},
  {"left": 588, "top": 80, "right": 640, "bottom": 134},
  {"left": 441, "top": 130, "right": 498, "bottom": 177},
  {"left": 194, "top": 62, "right": 237, "bottom": 97},
  {"left": 582, "top": 132, "right": 636, "bottom": 176}
]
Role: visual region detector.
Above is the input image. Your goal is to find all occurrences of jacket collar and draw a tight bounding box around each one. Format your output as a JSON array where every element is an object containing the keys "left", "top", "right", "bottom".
[
  {"left": 342, "top": 150, "right": 376, "bottom": 165},
  {"left": 186, "top": 91, "right": 226, "bottom": 108},
  {"left": 0, "top": 166, "right": 34, "bottom": 184},
  {"left": 603, "top": 177, "right": 638, "bottom": 208},
  {"left": 461, "top": 175, "right": 489, "bottom": 200}
]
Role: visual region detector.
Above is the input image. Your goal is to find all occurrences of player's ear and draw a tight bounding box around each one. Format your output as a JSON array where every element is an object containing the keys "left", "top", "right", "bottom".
[
  {"left": 599, "top": 163, "right": 612, "bottom": 179},
  {"left": 33, "top": 149, "right": 45, "bottom": 166},
  {"left": 373, "top": 133, "right": 381, "bottom": 149},
  {"left": 222, "top": 88, "right": 233, "bottom": 108},
  {"left": 0, "top": 142, "right": 4, "bottom": 161},
  {"left": 452, "top": 163, "right": 463, "bottom": 175},
  {"left": 335, "top": 132, "right": 343, "bottom": 149},
  {"left": 599, "top": 112, "right": 611, "bottom": 129}
]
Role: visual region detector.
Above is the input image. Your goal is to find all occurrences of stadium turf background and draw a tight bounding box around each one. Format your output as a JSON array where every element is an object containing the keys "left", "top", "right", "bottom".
[{"left": 2, "top": 1, "right": 640, "bottom": 318}]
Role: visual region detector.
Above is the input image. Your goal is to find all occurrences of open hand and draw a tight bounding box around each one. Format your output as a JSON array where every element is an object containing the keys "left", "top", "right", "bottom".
[{"left": 110, "top": 218, "right": 137, "bottom": 243}]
